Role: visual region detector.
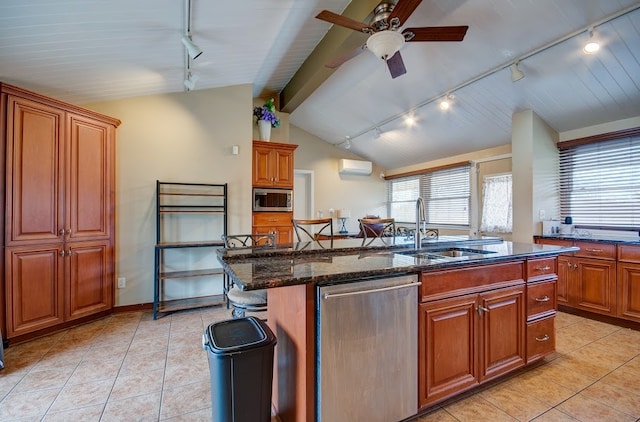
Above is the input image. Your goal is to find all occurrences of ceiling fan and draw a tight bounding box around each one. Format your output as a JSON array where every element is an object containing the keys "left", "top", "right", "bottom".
[{"left": 315, "top": 0, "right": 468, "bottom": 78}]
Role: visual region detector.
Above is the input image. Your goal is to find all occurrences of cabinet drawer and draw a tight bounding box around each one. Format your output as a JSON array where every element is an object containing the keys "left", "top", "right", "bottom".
[
  {"left": 421, "top": 261, "right": 524, "bottom": 301},
  {"left": 526, "top": 317, "right": 555, "bottom": 363},
  {"left": 618, "top": 245, "right": 640, "bottom": 263},
  {"left": 252, "top": 212, "right": 292, "bottom": 227},
  {"left": 527, "top": 257, "right": 556, "bottom": 281},
  {"left": 574, "top": 241, "right": 616, "bottom": 260},
  {"left": 527, "top": 281, "right": 556, "bottom": 320},
  {"left": 535, "top": 238, "right": 574, "bottom": 249}
]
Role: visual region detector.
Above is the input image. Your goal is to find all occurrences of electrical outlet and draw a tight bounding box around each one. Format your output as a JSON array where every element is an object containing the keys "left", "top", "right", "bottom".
[
  {"left": 117, "top": 277, "right": 126, "bottom": 289},
  {"left": 539, "top": 209, "right": 546, "bottom": 220}
]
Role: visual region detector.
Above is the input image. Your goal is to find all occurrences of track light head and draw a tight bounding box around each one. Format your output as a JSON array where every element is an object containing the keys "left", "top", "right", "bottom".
[
  {"left": 183, "top": 73, "right": 198, "bottom": 91},
  {"left": 583, "top": 27, "right": 600, "bottom": 54},
  {"left": 344, "top": 136, "right": 351, "bottom": 149},
  {"left": 509, "top": 62, "right": 525, "bottom": 82},
  {"left": 181, "top": 36, "right": 203, "bottom": 59}
]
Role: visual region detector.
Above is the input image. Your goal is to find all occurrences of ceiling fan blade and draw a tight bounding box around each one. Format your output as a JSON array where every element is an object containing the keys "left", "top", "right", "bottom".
[
  {"left": 316, "top": 10, "right": 372, "bottom": 33},
  {"left": 325, "top": 43, "right": 367, "bottom": 68},
  {"left": 388, "top": 0, "right": 423, "bottom": 26},
  {"left": 403, "top": 26, "right": 469, "bottom": 42},
  {"left": 387, "top": 51, "right": 407, "bottom": 79}
]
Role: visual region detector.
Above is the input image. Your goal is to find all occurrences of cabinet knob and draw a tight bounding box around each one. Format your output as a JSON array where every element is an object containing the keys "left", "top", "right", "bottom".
[
  {"left": 535, "top": 334, "right": 550, "bottom": 342},
  {"left": 59, "top": 229, "right": 65, "bottom": 236},
  {"left": 66, "top": 229, "right": 71, "bottom": 235},
  {"left": 59, "top": 250, "right": 65, "bottom": 256},
  {"left": 535, "top": 295, "right": 550, "bottom": 302}
]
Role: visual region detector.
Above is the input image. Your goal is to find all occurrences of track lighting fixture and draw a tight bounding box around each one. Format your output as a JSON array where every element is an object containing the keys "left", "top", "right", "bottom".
[
  {"left": 184, "top": 73, "right": 198, "bottom": 91},
  {"left": 404, "top": 116, "right": 416, "bottom": 126},
  {"left": 373, "top": 127, "right": 382, "bottom": 138},
  {"left": 439, "top": 94, "right": 455, "bottom": 111},
  {"left": 509, "top": 61, "right": 525, "bottom": 82},
  {"left": 583, "top": 27, "right": 600, "bottom": 54},
  {"left": 344, "top": 136, "right": 351, "bottom": 149},
  {"left": 181, "top": 36, "right": 203, "bottom": 60}
]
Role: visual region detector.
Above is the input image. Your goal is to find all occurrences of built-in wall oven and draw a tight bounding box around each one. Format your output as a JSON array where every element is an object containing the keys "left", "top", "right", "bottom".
[{"left": 252, "top": 188, "right": 292, "bottom": 212}]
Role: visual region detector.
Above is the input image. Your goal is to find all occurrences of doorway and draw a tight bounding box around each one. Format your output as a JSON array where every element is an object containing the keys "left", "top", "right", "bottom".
[{"left": 294, "top": 170, "right": 314, "bottom": 219}]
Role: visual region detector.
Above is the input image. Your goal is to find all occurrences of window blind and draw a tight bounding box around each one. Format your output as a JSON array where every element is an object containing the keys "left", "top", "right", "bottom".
[
  {"left": 387, "top": 164, "right": 471, "bottom": 226},
  {"left": 559, "top": 135, "right": 640, "bottom": 229}
]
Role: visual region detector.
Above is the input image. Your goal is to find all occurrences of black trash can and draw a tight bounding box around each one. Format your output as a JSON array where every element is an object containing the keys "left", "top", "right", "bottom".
[{"left": 203, "top": 316, "right": 277, "bottom": 422}]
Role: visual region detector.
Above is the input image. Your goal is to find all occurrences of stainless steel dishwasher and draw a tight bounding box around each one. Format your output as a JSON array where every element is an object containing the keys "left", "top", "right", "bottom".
[{"left": 317, "top": 274, "right": 420, "bottom": 422}]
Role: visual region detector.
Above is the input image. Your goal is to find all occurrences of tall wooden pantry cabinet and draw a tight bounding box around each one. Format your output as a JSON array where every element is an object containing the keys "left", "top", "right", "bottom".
[{"left": 1, "top": 83, "right": 120, "bottom": 344}]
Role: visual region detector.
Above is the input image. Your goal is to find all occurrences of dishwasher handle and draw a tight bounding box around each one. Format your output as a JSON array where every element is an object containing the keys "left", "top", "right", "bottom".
[{"left": 322, "top": 281, "right": 421, "bottom": 300}]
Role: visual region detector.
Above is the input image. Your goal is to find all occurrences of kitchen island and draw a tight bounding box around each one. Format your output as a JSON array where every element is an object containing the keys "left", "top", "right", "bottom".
[{"left": 217, "top": 236, "right": 576, "bottom": 422}]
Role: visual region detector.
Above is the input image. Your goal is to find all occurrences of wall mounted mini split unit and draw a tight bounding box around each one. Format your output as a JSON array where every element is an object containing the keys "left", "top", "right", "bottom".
[{"left": 339, "top": 159, "right": 373, "bottom": 175}]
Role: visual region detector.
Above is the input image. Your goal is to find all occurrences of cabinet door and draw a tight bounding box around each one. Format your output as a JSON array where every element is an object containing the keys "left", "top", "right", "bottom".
[
  {"left": 66, "top": 114, "right": 114, "bottom": 241},
  {"left": 574, "top": 257, "right": 617, "bottom": 316},
  {"left": 272, "top": 148, "right": 294, "bottom": 188},
  {"left": 556, "top": 255, "right": 571, "bottom": 304},
  {"left": 5, "top": 246, "right": 65, "bottom": 336},
  {"left": 66, "top": 241, "right": 113, "bottom": 320},
  {"left": 418, "top": 294, "right": 478, "bottom": 407},
  {"left": 252, "top": 145, "right": 273, "bottom": 186},
  {"left": 478, "top": 286, "right": 526, "bottom": 382},
  {"left": 5, "top": 95, "right": 65, "bottom": 245},
  {"left": 618, "top": 262, "right": 640, "bottom": 322}
]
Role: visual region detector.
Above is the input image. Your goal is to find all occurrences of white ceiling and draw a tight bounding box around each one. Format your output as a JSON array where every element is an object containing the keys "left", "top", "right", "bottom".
[{"left": 1, "top": 0, "right": 639, "bottom": 170}]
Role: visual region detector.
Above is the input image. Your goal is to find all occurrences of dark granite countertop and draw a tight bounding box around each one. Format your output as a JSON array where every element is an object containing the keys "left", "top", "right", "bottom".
[
  {"left": 218, "top": 236, "right": 578, "bottom": 290},
  {"left": 535, "top": 233, "right": 640, "bottom": 245}
]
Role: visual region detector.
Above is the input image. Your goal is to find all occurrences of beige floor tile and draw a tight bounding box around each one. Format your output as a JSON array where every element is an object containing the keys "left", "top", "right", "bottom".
[
  {"left": 32, "top": 349, "right": 86, "bottom": 371},
  {"left": 13, "top": 365, "right": 76, "bottom": 393},
  {"left": 163, "top": 360, "right": 210, "bottom": 389},
  {"left": 119, "top": 348, "right": 168, "bottom": 376},
  {"left": 478, "top": 383, "right": 550, "bottom": 421},
  {"left": 530, "top": 408, "right": 580, "bottom": 421},
  {"left": 1, "top": 349, "right": 43, "bottom": 376},
  {"left": 0, "top": 374, "right": 23, "bottom": 401},
  {"left": 0, "top": 387, "right": 61, "bottom": 419},
  {"left": 66, "top": 359, "right": 122, "bottom": 385},
  {"left": 41, "top": 403, "right": 104, "bottom": 421},
  {"left": 414, "top": 408, "right": 458, "bottom": 421},
  {"left": 109, "top": 368, "right": 164, "bottom": 401},
  {"left": 128, "top": 335, "right": 169, "bottom": 355},
  {"left": 162, "top": 407, "right": 212, "bottom": 421},
  {"left": 600, "top": 366, "right": 640, "bottom": 395},
  {"left": 500, "top": 368, "right": 575, "bottom": 406},
  {"left": 81, "top": 343, "right": 130, "bottom": 364},
  {"left": 557, "top": 392, "right": 637, "bottom": 422},
  {"left": 530, "top": 359, "right": 597, "bottom": 393},
  {"left": 580, "top": 380, "right": 640, "bottom": 418},
  {"left": 552, "top": 350, "right": 614, "bottom": 380},
  {"left": 102, "top": 391, "right": 161, "bottom": 421},
  {"left": 444, "top": 394, "right": 517, "bottom": 422},
  {"left": 159, "top": 380, "right": 210, "bottom": 420},
  {"left": 48, "top": 378, "right": 114, "bottom": 412},
  {"left": 554, "top": 312, "right": 585, "bottom": 328}
]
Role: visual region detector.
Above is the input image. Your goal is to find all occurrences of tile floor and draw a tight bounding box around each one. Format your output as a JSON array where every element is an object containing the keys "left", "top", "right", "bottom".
[{"left": 0, "top": 309, "right": 638, "bottom": 421}]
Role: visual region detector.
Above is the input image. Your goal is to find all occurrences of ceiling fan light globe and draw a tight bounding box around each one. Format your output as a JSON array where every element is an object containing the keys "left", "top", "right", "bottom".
[{"left": 366, "top": 31, "right": 405, "bottom": 61}]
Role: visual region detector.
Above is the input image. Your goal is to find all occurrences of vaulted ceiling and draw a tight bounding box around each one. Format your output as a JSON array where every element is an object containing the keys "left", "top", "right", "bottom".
[{"left": 1, "top": 0, "right": 639, "bottom": 170}]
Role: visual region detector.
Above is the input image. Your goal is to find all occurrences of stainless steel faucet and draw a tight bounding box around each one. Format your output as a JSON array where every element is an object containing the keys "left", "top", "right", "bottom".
[{"left": 415, "top": 197, "right": 425, "bottom": 249}]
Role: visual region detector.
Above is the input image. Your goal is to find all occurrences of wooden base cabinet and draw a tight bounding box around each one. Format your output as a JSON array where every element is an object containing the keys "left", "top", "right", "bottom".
[
  {"left": 618, "top": 245, "right": 640, "bottom": 322},
  {"left": 1, "top": 83, "right": 119, "bottom": 342},
  {"left": 419, "top": 284, "right": 525, "bottom": 408}
]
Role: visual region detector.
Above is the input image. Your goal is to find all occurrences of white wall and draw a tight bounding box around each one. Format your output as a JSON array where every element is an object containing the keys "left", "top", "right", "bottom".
[
  {"left": 84, "top": 85, "right": 254, "bottom": 306},
  {"left": 292, "top": 125, "right": 387, "bottom": 233}
]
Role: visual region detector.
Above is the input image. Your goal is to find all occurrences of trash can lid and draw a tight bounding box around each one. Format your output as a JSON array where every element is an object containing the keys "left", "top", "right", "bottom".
[{"left": 205, "top": 316, "right": 275, "bottom": 353}]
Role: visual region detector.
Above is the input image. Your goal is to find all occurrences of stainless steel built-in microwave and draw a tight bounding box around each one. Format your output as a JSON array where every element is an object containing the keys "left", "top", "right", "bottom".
[{"left": 253, "top": 188, "right": 293, "bottom": 212}]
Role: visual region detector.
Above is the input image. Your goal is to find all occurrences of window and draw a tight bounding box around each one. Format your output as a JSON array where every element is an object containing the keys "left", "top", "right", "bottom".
[
  {"left": 480, "top": 174, "right": 512, "bottom": 233},
  {"left": 388, "top": 163, "right": 471, "bottom": 227},
  {"left": 559, "top": 134, "right": 640, "bottom": 229}
]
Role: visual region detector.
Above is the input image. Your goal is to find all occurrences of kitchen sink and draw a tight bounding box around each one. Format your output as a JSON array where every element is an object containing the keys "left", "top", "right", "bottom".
[{"left": 399, "top": 247, "right": 497, "bottom": 260}]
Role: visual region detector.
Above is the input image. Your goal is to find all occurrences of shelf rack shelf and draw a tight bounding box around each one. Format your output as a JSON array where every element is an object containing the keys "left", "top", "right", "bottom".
[{"left": 153, "top": 181, "right": 228, "bottom": 319}]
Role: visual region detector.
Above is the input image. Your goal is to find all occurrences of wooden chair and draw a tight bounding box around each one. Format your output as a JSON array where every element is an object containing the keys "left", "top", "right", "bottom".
[
  {"left": 358, "top": 218, "right": 396, "bottom": 246},
  {"left": 221, "top": 233, "right": 276, "bottom": 318},
  {"left": 292, "top": 218, "right": 333, "bottom": 241}
]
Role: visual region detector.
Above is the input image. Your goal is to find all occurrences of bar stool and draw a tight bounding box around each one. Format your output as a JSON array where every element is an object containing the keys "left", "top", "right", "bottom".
[
  {"left": 292, "top": 218, "right": 333, "bottom": 241},
  {"left": 358, "top": 217, "right": 396, "bottom": 246},
  {"left": 221, "top": 233, "right": 276, "bottom": 318}
]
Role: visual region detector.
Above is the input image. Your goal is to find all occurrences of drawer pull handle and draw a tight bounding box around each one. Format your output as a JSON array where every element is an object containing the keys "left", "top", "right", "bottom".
[
  {"left": 535, "top": 334, "right": 550, "bottom": 342},
  {"left": 585, "top": 248, "right": 604, "bottom": 253},
  {"left": 535, "top": 266, "right": 551, "bottom": 271},
  {"left": 535, "top": 296, "right": 550, "bottom": 302}
]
